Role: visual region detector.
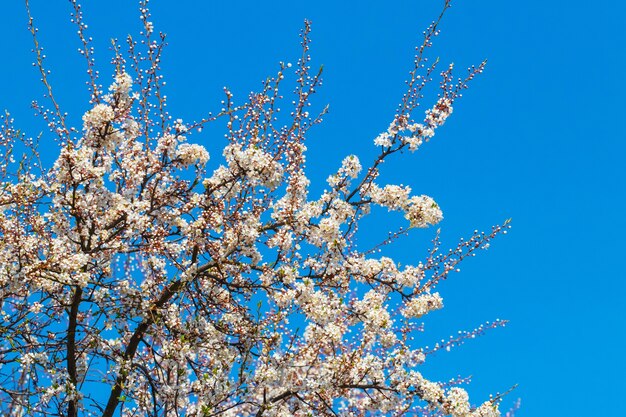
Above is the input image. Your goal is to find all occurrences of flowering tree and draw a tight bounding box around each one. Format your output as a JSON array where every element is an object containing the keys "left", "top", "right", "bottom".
[{"left": 0, "top": 1, "right": 514, "bottom": 416}]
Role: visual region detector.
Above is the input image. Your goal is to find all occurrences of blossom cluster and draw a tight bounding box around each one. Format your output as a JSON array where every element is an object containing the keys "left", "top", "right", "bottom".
[
  {"left": 367, "top": 183, "right": 443, "bottom": 228},
  {"left": 0, "top": 2, "right": 514, "bottom": 417}
]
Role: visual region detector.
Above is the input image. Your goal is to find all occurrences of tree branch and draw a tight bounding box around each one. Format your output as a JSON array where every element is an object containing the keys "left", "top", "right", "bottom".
[{"left": 67, "top": 287, "right": 83, "bottom": 417}]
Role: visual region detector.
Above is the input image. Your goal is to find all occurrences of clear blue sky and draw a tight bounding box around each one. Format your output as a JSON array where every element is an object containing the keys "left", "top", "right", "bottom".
[{"left": 1, "top": 1, "right": 624, "bottom": 415}]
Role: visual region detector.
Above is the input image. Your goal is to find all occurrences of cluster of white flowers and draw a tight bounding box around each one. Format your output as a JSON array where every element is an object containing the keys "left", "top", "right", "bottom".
[
  {"left": 155, "top": 132, "right": 180, "bottom": 157},
  {"left": 223, "top": 143, "right": 283, "bottom": 189},
  {"left": 373, "top": 131, "right": 393, "bottom": 147},
  {"left": 373, "top": 97, "right": 453, "bottom": 152},
  {"left": 346, "top": 255, "right": 383, "bottom": 280},
  {"left": 82, "top": 103, "right": 114, "bottom": 131},
  {"left": 405, "top": 195, "right": 444, "bottom": 228},
  {"left": 0, "top": 5, "right": 510, "bottom": 416},
  {"left": 366, "top": 183, "right": 443, "bottom": 228},
  {"left": 396, "top": 264, "right": 426, "bottom": 288},
  {"left": 425, "top": 97, "right": 453, "bottom": 128},
  {"left": 402, "top": 122, "right": 434, "bottom": 150},
  {"left": 269, "top": 171, "right": 312, "bottom": 231},
  {"left": 402, "top": 292, "right": 444, "bottom": 318},
  {"left": 472, "top": 402, "right": 502, "bottom": 417},
  {"left": 80, "top": 72, "right": 140, "bottom": 151},
  {"left": 373, "top": 117, "right": 435, "bottom": 151},
  {"left": 294, "top": 280, "right": 343, "bottom": 326},
  {"left": 411, "top": 372, "right": 445, "bottom": 404},
  {"left": 351, "top": 289, "right": 398, "bottom": 346},
  {"left": 446, "top": 387, "right": 472, "bottom": 416},
  {"left": 175, "top": 143, "right": 210, "bottom": 167},
  {"left": 406, "top": 372, "right": 501, "bottom": 417},
  {"left": 367, "top": 183, "right": 412, "bottom": 210},
  {"left": 305, "top": 197, "right": 354, "bottom": 250},
  {"left": 443, "top": 389, "right": 501, "bottom": 417},
  {"left": 109, "top": 72, "right": 133, "bottom": 97},
  {"left": 327, "top": 155, "right": 361, "bottom": 188},
  {"left": 19, "top": 351, "right": 47, "bottom": 368}
]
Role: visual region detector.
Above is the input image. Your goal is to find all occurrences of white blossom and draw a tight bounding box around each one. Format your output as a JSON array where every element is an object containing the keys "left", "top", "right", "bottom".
[
  {"left": 175, "top": 143, "right": 210, "bottom": 166},
  {"left": 405, "top": 195, "right": 444, "bottom": 228},
  {"left": 82, "top": 103, "right": 114, "bottom": 130},
  {"left": 0, "top": 3, "right": 507, "bottom": 416},
  {"left": 402, "top": 292, "right": 444, "bottom": 318}
]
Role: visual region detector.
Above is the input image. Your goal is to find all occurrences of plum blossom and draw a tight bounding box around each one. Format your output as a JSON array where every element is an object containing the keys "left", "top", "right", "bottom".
[
  {"left": 224, "top": 143, "right": 284, "bottom": 189},
  {"left": 366, "top": 183, "right": 443, "bottom": 228},
  {"left": 403, "top": 292, "right": 444, "bottom": 318},
  {"left": 472, "top": 402, "right": 501, "bottom": 417},
  {"left": 426, "top": 97, "right": 454, "bottom": 128},
  {"left": 405, "top": 195, "right": 444, "bottom": 228},
  {"left": 0, "top": 3, "right": 512, "bottom": 416},
  {"left": 445, "top": 387, "right": 471, "bottom": 417},
  {"left": 175, "top": 143, "right": 210, "bottom": 166},
  {"left": 82, "top": 103, "right": 114, "bottom": 131}
]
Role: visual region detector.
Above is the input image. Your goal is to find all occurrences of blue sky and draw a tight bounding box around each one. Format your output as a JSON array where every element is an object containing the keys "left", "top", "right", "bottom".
[{"left": 1, "top": 0, "right": 625, "bottom": 415}]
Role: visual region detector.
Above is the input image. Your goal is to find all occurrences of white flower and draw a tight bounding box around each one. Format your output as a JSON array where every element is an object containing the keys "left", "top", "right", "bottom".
[
  {"left": 374, "top": 132, "right": 393, "bottom": 147},
  {"left": 223, "top": 143, "right": 283, "bottom": 189},
  {"left": 175, "top": 143, "right": 210, "bottom": 166},
  {"left": 82, "top": 103, "right": 115, "bottom": 130},
  {"left": 110, "top": 72, "right": 133, "bottom": 96},
  {"left": 446, "top": 387, "right": 471, "bottom": 417},
  {"left": 425, "top": 97, "right": 453, "bottom": 127},
  {"left": 402, "top": 292, "right": 443, "bottom": 318},
  {"left": 367, "top": 183, "right": 412, "bottom": 210},
  {"left": 29, "top": 301, "right": 43, "bottom": 313},
  {"left": 404, "top": 195, "right": 443, "bottom": 228},
  {"left": 327, "top": 155, "right": 361, "bottom": 187},
  {"left": 420, "top": 379, "right": 445, "bottom": 404},
  {"left": 471, "top": 402, "right": 501, "bottom": 417},
  {"left": 340, "top": 155, "right": 361, "bottom": 178}
]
